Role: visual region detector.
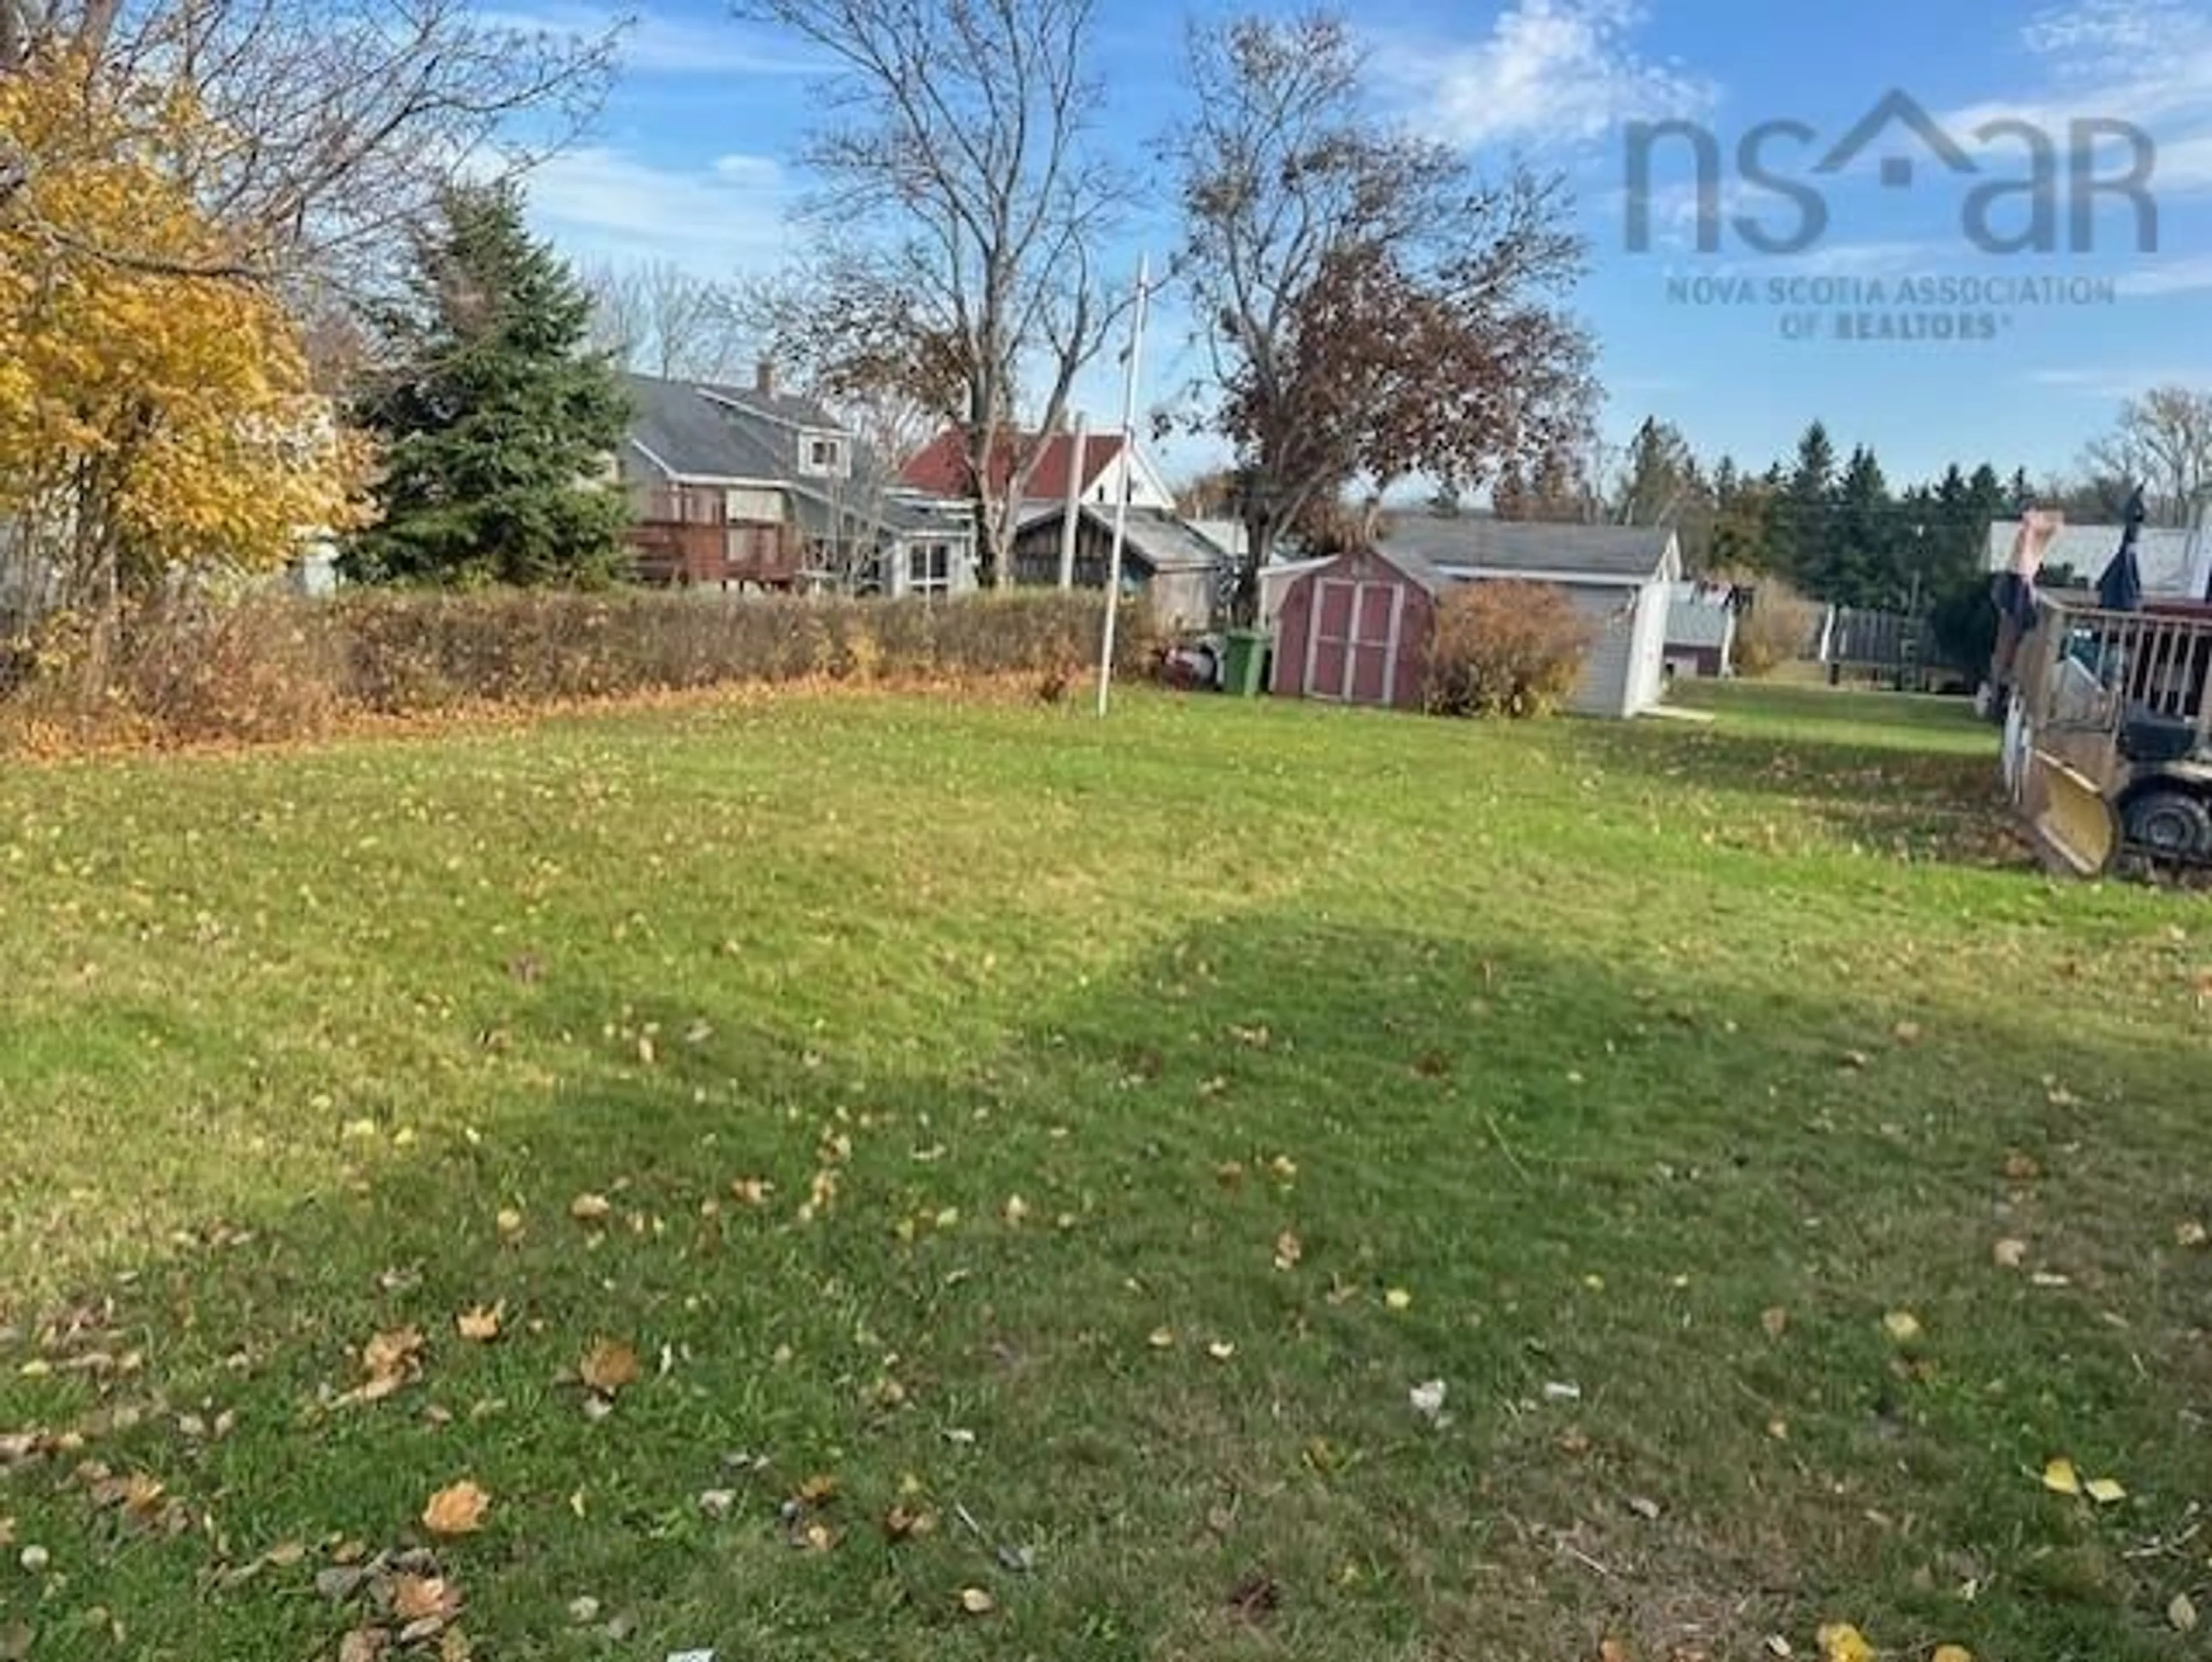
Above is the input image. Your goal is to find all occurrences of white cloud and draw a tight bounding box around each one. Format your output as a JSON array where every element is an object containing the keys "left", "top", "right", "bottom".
[
  {"left": 520, "top": 145, "right": 797, "bottom": 274},
  {"left": 1771, "top": 240, "right": 1945, "bottom": 278},
  {"left": 2022, "top": 363, "right": 2212, "bottom": 397},
  {"left": 2022, "top": 0, "right": 2199, "bottom": 64},
  {"left": 1940, "top": 0, "right": 2212, "bottom": 199},
  {"left": 711, "top": 154, "right": 785, "bottom": 189},
  {"left": 1378, "top": 0, "right": 1714, "bottom": 151},
  {"left": 2114, "top": 253, "right": 2212, "bottom": 295},
  {"left": 476, "top": 2, "right": 821, "bottom": 77}
]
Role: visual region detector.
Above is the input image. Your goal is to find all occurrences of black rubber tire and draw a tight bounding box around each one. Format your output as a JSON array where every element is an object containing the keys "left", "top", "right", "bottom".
[{"left": 2123, "top": 788, "right": 2212, "bottom": 863}]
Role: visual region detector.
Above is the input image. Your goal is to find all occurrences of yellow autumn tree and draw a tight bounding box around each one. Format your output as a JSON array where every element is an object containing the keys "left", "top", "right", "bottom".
[{"left": 0, "top": 51, "right": 366, "bottom": 621}]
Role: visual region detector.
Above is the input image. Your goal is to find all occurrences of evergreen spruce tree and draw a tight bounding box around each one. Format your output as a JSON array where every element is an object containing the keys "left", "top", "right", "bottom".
[
  {"left": 345, "top": 181, "right": 632, "bottom": 586},
  {"left": 1707, "top": 455, "right": 1775, "bottom": 574},
  {"left": 1774, "top": 420, "right": 1836, "bottom": 589},
  {"left": 1830, "top": 445, "right": 1894, "bottom": 607}
]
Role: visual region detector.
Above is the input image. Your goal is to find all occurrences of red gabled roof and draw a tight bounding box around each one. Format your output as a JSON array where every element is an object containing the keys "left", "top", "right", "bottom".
[{"left": 899, "top": 428, "right": 1127, "bottom": 500}]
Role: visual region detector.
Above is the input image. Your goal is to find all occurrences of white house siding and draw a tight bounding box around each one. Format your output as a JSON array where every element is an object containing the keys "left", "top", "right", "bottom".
[
  {"left": 1082, "top": 448, "right": 1177, "bottom": 513},
  {"left": 1623, "top": 578, "right": 1671, "bottom": 712},
  {"left": 1561, "top": 586, "right": 1642, "bottom": 716}
]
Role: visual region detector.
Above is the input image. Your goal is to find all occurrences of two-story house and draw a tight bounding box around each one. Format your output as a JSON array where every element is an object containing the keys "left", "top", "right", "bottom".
[{"left": 619, "top": 369, "right": 976, "bottom": 598}]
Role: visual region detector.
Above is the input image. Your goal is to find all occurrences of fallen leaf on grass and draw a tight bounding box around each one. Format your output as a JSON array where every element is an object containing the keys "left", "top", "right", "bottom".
[
  {"left": 1993, "top": 1238, "right": 2028, "bottom": 1269},
  {"left": 339, "top": 1627, "right": 390, "bottom": 1662},
  {"left": 958, "top": 1587, "right": 995, "bottom": 1616},
  {"left": 1001, "top": 1194, "right": 1030, "bottom": 1227},
  {"left": 883, "top": 1504, "right": 936, "bottom": 1540},
  {"left": 579, "top": 1340, "right": 640, "bottom": 1397},
  {"left": 454, "top": 1306, "right": 503, "bottom": 1344},
  {"left": 569, "top": 1193, "right": 611, "bottom": 1224},
  {"left": 1409, "top": 1380, "right": 1446, "bottom": 1419},
  {"left": 1599, "top": 1640, "right": 1630, "bottom": 1662},
  {"left": 2003, "top": 1152, "right": 2041, "bottom": 1182},
  {"left": 1761, "top": 1306, "right": 1789, "bottom": 1340},
  {"left": 1892, "top": 1020, "right": 1923, "bottom": 1045},
  {"left": 422, "top": 1481, "right": 490, "bottom": 1537},
  {"left": 392, "top": 1574, "right": 462, "bottom": 1625},
  {"left": 1272, "top": 1230, "right": 1302, "bottom": 1272},
  {"left": 2171, "top": 1592, "right": 2200, "bottom": 1632},
  {"left": 1881, "top": 1311, "right": 1922, "bottom": 1344},
  {"left": 2041, "top": 1458, "right": 2082, "bottom": 1496},
  {"left": 1815, "top": 1623, "right": 1873, "bottom": 1662},
  {"left": 1626, "top": 1495, "right": 1661, "bottom": 1521},
  {"left": 1384, "top": 1288, "right": 1412, "bottom": 1311},
  {"left": 2085, "top": 1476, "right": 2127, "bottom": 1504},
  {"left": 796, "top": 1473, "right": 839, "bottom": 1504},
  {"left": 1206, "top": 1341, "right": 1236, "bottom": 1362},
  {"left": 494, "top": 1209, "right": 524, "bottom": 1240},
  {"left": 1215, "top": 1160, "right": 1245, "bottom": 1190},
  {"left": 1931, "top": 1648, "right": 1972, "bottom": 1662},
  {"left": 730, "top": 1178, "right": 772, "bottom": 1206},
  {"left": 2177, "top": 1221, "right": 2209, "bottom": 1249},
  {"left": 351, "top": 1326, "right": 425, "bottom": 1402},
  {"left": 1147, "top": 1326, "right": 1176, "bottom": 1350}
]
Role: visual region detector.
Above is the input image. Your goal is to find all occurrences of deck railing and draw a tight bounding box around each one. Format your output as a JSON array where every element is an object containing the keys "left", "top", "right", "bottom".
[{"left": 2022, "top": 596, "right": 2212, "bottom": 748}]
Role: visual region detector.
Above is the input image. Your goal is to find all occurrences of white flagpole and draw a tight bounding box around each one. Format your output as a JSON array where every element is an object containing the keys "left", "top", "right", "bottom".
[{"left": 1096, "top": 253, "right": 1151, "bottom": 718}]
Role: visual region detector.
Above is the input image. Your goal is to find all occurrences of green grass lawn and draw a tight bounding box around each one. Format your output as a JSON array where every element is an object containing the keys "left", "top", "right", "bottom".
[{"left": 2, "top": 681, "right": 2208, "bottom": 1661}]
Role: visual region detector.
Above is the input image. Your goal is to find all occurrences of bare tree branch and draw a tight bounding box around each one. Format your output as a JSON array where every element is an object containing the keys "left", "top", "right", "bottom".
[
  {"left": 733, "top": 0, "right": 1127, "bottom": 586},
  {"left": 582, "top": 260, "right": 752, "bottom": 383},
  {"left": 0, "top": 0, "right": 621, "bottom": 303},
  {"left": 2081, "top": 385, "right": 2212, "bottom": 528}
]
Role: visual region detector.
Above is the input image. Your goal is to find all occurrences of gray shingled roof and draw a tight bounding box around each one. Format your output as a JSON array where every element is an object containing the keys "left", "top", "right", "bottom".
[
  {"left": 1082, "top": 505, "right": 1229, "bottom": 572},
  {"left": 623, "top": 374, "right": 788, "bottom": 481},
  {"left": 1665, "top": 584, "right": 1736, "bottom": 648},
  {"left": 1378, "top": 513, "right": 1676, "bottom": 581},
  {"left": 688, "top": 377, "right": 846, "bottom": 433}
]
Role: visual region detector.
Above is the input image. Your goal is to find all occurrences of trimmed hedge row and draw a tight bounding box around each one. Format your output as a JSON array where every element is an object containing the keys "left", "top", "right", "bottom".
[{"left": 2, "top": 587, "right": 1149, "bottom": 750}]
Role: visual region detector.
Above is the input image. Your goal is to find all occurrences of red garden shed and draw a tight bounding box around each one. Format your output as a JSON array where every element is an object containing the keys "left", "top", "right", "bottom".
[{"left": 1268, "top": 545, "right": 1444, "bottom": 709}]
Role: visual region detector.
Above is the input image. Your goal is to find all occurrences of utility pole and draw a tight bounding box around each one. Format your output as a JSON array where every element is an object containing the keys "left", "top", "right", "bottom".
[{"left": 1096, "top": 254, "right": 1153, "bottom": 718}]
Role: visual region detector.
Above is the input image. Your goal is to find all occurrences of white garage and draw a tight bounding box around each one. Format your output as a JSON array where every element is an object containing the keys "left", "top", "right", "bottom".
[{"left": 1374, "top": 516, "right": 1681, "bottom": 718}]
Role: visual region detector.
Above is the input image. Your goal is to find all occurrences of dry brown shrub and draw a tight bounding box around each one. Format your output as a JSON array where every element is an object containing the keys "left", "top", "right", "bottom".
[{"left": 1423, "top": 580, "right": 1593, "bottom": 718}]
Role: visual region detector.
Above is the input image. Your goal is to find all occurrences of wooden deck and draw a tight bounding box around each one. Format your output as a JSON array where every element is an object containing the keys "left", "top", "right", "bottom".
[{"left": 626, "top": 483, "right": 801, "bottom": 589}]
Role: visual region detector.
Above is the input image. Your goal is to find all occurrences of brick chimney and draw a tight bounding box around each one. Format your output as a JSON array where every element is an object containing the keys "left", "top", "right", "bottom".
[{"left": 755, "top": 358, "right": 775, "bottom": 396}]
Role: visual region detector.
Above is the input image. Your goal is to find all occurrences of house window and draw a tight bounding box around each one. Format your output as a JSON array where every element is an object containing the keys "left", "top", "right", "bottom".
[
  {"left": 801, "top": 434, "right": 846, "bottom": 476},
  {"left": 906, "top": 541, "right": 953, "bottom": 597}
]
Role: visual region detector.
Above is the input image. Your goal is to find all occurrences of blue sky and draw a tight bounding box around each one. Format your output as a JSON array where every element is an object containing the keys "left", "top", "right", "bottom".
[{"left": 498, "top": 0, "right": 2212, "bottom": 494}]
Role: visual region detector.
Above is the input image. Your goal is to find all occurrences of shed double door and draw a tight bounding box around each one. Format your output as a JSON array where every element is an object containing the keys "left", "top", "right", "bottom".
[{"left": 1304, "top": 578, "right": 1405, "bottom": 704}]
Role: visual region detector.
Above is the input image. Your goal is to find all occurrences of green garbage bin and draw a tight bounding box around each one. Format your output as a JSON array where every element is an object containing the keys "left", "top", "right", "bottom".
[{"left": 1221, "top": 628, "right": 1270, "bottom": 696}]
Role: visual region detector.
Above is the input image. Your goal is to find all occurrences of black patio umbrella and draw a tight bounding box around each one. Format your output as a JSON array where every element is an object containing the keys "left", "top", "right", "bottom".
[{"left": 2096, "top": 487, "right": 2147, "bottom": 613}]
